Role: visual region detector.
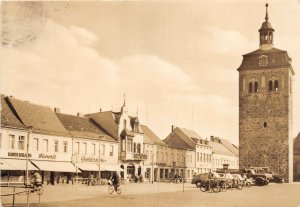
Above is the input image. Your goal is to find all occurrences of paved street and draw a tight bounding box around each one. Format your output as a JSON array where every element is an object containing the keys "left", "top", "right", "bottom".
[{"left": 1, "top": 182, "right": 300, "bottom": 207}]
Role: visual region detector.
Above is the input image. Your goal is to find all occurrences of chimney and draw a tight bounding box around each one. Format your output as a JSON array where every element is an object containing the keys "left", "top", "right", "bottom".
[
  {"left": 54, "top": 107, "right": 60, "bottom": 113},
  {"left": 171, "top": 125, "right": 175, "bottom": 132},
  {"left": 77, "top": 112, "right": 83, "bottom": 117}
]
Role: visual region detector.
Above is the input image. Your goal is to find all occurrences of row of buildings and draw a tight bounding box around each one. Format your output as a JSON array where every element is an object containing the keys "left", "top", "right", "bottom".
[{"left": 0, "top": 95, "right": 238, "bottom": 184}]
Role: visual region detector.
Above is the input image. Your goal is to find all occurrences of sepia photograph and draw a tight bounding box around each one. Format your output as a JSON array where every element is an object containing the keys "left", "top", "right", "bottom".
[{"left": 1, "top": 0, "right": 300, "bottom": 206}]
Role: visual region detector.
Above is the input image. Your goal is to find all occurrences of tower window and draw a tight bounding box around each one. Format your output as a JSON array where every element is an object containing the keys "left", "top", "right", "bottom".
[
  {"left": 254, "top": 82, "right": 259, "bottom": 92},
  {"left": 249, "top": 82, "right": 253, "bottom": 93},
  {"left": 264, "top": 122, "right": 267, "bottom": 128},
  {"left": 274, "top": 80, "right": 279, "bottom": 91},
  {"left": 268, "top": 80, "right": 273, "bottom": 91}
]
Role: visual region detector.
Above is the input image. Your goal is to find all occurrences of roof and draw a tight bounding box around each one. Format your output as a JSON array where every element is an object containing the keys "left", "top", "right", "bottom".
[
  {"left": 208, "top": 138, "right": 237, "bottom": 157},
  {"left": 56, "top": 113, "right": 117, "bottom": 142},
  {"left": 163, "top": 127, "right": 204, "bottom": 150},
  {"left": 140, "top": 125, "right": 166, "bottom": 146},
  {"left": 1, "top": 95, "right": 26, "bottom": 129},
  {"left": 219, "top": 139, "right": 239, "bottom": 157},
  {"left": 237, "top": 47, "right": 294, "bottom": 74},
  {"left": 294, "top": 132, "right": 300, "bottom": 154},
  {"left": 6, "top": 96, "right": 69, "bottom": 137},
  {"left": 85, "top": 111, "right": 119, "bottom": 140}
]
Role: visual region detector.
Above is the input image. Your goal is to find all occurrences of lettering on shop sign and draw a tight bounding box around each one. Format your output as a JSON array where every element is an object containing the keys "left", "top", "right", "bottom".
[
  {"left": 8, "top": 152, "right": 32, "bottom": 158},
  {"left": 151, "top": 162, "right": 167, "bottom": 166},
  {"left": 39, "top": 153, "right": 56, "bottom": 159},
  {"left": 81, "top": 157, "right": 105, "bottom": 163}
]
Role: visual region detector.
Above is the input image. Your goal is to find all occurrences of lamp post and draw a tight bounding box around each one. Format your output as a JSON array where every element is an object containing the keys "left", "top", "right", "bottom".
[{"left": 25, "top": 126, "right": 32, "bottom": 186}]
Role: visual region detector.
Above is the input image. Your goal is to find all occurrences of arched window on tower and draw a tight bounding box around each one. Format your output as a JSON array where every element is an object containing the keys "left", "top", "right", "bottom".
[
  {"left": 249, "top": 82, "right": 253, "bottom": 93},
  {"left": 268, "top": 80, "right": 273, "bottom": 91},
  {"left": 274, "top": 80, "right": 279, "bottom": 91},
  {"left": 254, "top": 82, "right": 259, "bottom": 92}
]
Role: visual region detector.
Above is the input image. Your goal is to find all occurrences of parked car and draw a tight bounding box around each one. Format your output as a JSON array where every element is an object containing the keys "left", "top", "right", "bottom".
[
  {"left": 270, "top": 175, "right": 285, "bottom": 184},
  {"left": 192, "top": 172, "right": 223, "bottom": 187}
]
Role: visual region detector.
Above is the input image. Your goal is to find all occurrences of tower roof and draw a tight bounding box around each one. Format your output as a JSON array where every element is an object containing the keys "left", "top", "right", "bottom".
[{"left": 259, "top": 3, "right": 274, "bottom": 32}]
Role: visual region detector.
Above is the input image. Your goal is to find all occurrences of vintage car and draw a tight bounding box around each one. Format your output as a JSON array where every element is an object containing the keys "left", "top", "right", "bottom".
[{"left": 192, "top": 172, "right": 228, "bottom": 188}]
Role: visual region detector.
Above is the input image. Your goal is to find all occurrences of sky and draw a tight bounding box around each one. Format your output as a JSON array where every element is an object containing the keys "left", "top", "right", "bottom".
[{"left": 1, "top": 0, "right": 300, "bottom": 146}]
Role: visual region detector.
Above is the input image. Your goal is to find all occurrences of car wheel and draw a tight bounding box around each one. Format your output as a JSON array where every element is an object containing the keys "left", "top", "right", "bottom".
[{"left": 196, "top": 181, "right": 201, "bottom": 188}]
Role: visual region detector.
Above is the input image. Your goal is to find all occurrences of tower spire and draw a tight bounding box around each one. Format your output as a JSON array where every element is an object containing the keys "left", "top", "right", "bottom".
[
  {"left": 123, "top": 93, "right": 126, "bottom": 106},
  {"left": 265, "top": 3, "right": 269, "bottom": 21}
]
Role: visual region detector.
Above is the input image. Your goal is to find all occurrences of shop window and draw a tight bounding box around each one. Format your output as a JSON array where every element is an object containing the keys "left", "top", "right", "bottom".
[
  {"left": 18, "top": 136, "right": 25, "bottom": 150},
  {"left": 165, "top": 169, "right": 169, "bottom": 178},
  {"left": 9, "top": 134, "right": 15, "bottom": 149},
  {"left": 54, "top": 140, "right": 59, "bottom": 152},
  {"left": 63, "top": 141, "right": 68, "bottom": 153},
  {"left": 109, "top": 145, "right": 114, "bottom": 156}
]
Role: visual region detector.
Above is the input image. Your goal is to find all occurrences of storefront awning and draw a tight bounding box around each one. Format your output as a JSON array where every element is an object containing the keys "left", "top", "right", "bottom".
[
  {"left": 102, "top": 165, "right": 124, "bottom": 171},
  {"left": 74, "top": 163, "right": 102, "bottom": 171},
  {"left": 0, "top": 158, "right": 38, "bottom": 171},
  {"left": 31, "top": 160, "right": 77, "bottom": 173}
]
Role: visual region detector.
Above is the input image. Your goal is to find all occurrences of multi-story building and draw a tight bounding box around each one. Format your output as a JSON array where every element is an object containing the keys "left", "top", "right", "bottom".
[
  {"left": 85, "top": 102, "right": 147, "bottom": 180},
  {"left": 237, "top": 4, "right": 294, "bottom": 181},
  {"left": 209, "top": 136, "right": 239, "bottom": 171},
  {"left": 163, "top": 126, "right": 213, "bottom": 181},
  {"left": 2, "top": 96, "right": 77, "bottom": 185},
  {"left": 55, "top": 111, "right": 120, "bottom": 179}
]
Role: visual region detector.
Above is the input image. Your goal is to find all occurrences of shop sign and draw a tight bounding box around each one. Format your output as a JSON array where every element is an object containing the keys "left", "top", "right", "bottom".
[
  {"left": 8, "top": 152, "right": 32, "bottom": 158},
  {"left": 81, "top": 156, "right": 105, "bottom": 163},
  {"left": 151, "top": 162, "right": 166, "bottom": 166},
  {"left": 38, "top": 153, "right": 56, "bottom": 159}
]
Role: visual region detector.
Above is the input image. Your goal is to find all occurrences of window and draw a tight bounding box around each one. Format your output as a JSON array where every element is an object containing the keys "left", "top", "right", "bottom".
[
  {"left": 101, "top": 144, "right": 105, "bottom": 156},
  {"left": 75, "top": 142, "right": 80, "bottom": 154},
  {"left": 43, "top": 139, "right": 49, "bottom": 152},
  {"left": 269, "top": 80, "right": 273, "bottom": 91},
  {"left": 63, "top": 141, "right": 68, "bottom": 153},
  {"left": 92, "top": 143, "right": 96, "bottom": 155},
  {"left": 166, "top": 152, "right": 168, "bottom": 162},
  {"left": 156, "top": 151, "right": 159, "bottom": 161},
  {"left": 109, "top": 145, "right": 114, "bottom": 156},
  {"left": 274, "top": 80, "right": 279, "bottom": 91},
  {"left": 197, "top": 152, "right": 199, "bottom": 162},
  {"left": 200, "top": 153, "right": 203, "bottom": 162},
  {"left": 249, "top": 82, "right": 253, "bottom": 92},
  {"left": 121, "top": 139, "right": 125, "bottom": 152},
  {"left": 9, "top": 134, "right": 15, "bottom": 149},
  {"left": 133, "top": 143, "right": 137, "bottom": 153},
  {"left": 264, "top": 122, "right": 267, "bottom": 128},
  {"left": 254, "top": 82, "right": 258, "bottom": 92},
  {"left": 127, "top": 139, "right": 132, "bottom": 152},
  {"left": 137, "top": 143, "right": 141, "bottom": 154},
  {"left": 33, "top": 138, "right": 39, "bottom": 151},
  {"left": 54, "top": 140, "right": 59, "bottom": 152},
  {"left": 83, "top": 142, "right": 87, "bottom": 154},
  {"left": 18, "top": 136, "right": 25, "bottom": 150}
]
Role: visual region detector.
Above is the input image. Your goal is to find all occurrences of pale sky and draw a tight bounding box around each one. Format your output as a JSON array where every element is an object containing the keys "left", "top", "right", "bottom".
[{"left": 1, "top": 0, "right": 300, "bottom": 146}]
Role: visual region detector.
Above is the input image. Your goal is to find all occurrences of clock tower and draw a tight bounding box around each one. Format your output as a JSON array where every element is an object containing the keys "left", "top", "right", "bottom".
[{"left": 237, "top": 4, "right": 295, "bottom": 181}]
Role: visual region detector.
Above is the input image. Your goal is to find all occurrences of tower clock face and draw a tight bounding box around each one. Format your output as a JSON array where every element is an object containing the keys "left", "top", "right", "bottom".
[{"left": 258, "top": 55, "right": 268, "bottom": 67}]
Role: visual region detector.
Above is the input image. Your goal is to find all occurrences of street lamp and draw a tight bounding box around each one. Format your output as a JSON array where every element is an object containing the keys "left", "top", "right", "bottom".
[{"left": 25, "top": 126, "right": 32, "bottom": 186}]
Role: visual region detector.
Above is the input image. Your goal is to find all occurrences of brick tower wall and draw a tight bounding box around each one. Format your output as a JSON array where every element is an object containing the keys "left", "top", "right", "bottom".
[{"left": 239, "top": 67, "right": 293, "bottom": 180}]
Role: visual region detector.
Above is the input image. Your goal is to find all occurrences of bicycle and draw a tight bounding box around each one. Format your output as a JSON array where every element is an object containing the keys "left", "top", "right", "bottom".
[
  {"left": 29, "top": 182, "right": 44, "bottom": 195},
  {"left": 107, "top": 180, "right": 121, "bottom": 194}
]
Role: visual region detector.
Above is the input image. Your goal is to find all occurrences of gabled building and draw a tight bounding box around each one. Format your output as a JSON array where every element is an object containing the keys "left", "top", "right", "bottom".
[
  {"left": 2, "top": 96, "right": 77, "bottom": 185},
  {"left": 163, "top": 126, "right": 213, "bottom": 180},
  {"left": 56, "top": 112, "right": 120, "bottom": 179},
  {"left": 141, "top": 125, "right": 168, "bottom": 182},
  {"left": 85, "top": 102, "right": 147, "bottom": 180},
  {"left": 209, "top": 136, "right": 239, "bottom": 171}
]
